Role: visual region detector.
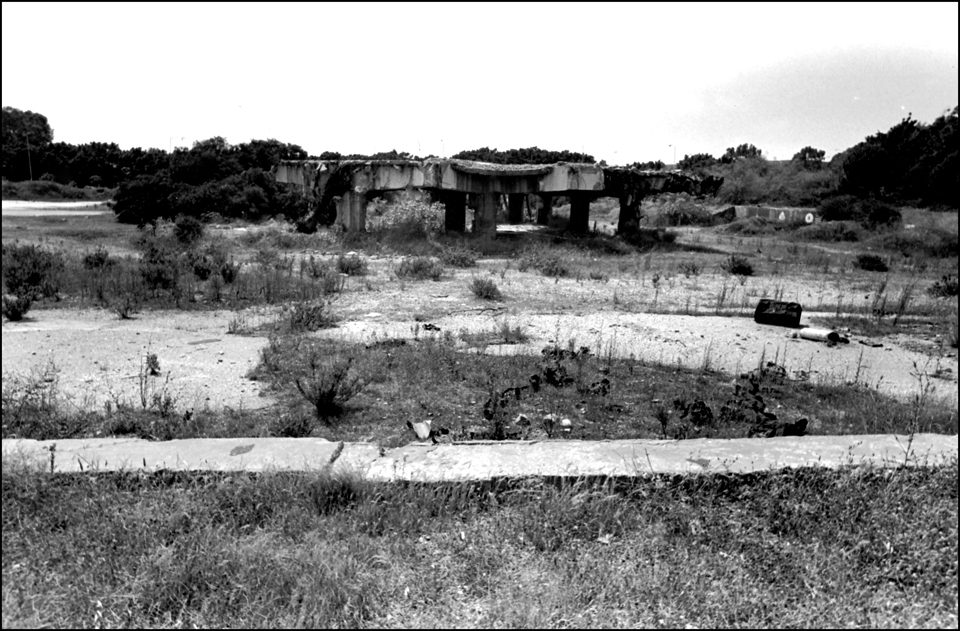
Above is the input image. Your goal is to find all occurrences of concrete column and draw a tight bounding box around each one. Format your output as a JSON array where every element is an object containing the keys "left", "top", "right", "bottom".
[
  {"left": 507, "top": 193, "right": 525, "bottom": 224},
  {"left": 441, "top": 191, "right": 467, "bottom": 233},
  {"left": 537, "top": 194, "right": 553, "bottom": 225},
  {"left": 474, "top": 192, "right": 498, "bottom": 238},
  {"left": 338, "top": 190, "right": 367, "bottom": 232},
  {"left": 568, "top": 192, "right": 591, "bottom": 234},
  {"left": 617, "top": 193, "right": 641, "bottom": 235}
]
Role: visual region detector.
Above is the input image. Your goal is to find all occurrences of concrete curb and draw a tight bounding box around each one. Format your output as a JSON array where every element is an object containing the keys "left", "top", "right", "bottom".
[{"left": 3, "top": 435, "right": 956, "bottom": 481}]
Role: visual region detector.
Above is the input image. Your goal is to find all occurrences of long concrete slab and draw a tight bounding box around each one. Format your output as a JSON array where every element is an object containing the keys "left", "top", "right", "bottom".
[{"left": 3, "top": 435, "right": 956, "bottom": 481}]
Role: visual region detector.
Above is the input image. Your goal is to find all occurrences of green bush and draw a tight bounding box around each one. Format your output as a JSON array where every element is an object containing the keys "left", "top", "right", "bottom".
[
  {"left": 794, "top": 221, "right": 863, "bottom": 242},
  {"left": 721, "top": 254, "right": 754, "bottom": 276},
  {"left": 819, "top": 196, "right": 901, "bottom": 229},
  {"left": 1, "top": 243, "right": 64, "bottom": 300},
  {"left": 470, "top": 277, "right": 503, "bottom": 301},
  {"left": 173, "top": 214, "right": 205, "bottom": 246},
  {"left": 294, "top": 352, "right": 365, "bottom": 423},
  {"left": 2, "top": 294, "right": 32, "bottom": 321},
  {"left": 336, "top": 252, "right": 368, "bottom": 276},
  {"left": 438, "top": 245, "right": 478, "bottom": 268},
  {"left": 366, "top": 197, "right": 445, "bottom": 237},
  {"left": 518, "top": 248, "right": 571, "bottom": 278},
  {"left": 855, "top": 253, "right": 889, "bottom": 272},
  {"left": 928, "top": 274, "right": 958, "bottom": 298},
  {"left": 867, "top": 229, "right": 958, "bottom": 259},
  {"left": 396, "top": 257, "right": 444, "bottom": 281},
  {"left": 81, "top": 246, "right": 114, "bottom": 270}
]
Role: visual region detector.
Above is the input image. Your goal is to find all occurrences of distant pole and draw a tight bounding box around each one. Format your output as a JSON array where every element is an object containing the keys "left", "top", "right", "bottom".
[
  {"left": 25, "top": 133, "right": 33, "bottom": 181},
  {"left": 669, "top": 144, "right": 676, "bottom": 167}
]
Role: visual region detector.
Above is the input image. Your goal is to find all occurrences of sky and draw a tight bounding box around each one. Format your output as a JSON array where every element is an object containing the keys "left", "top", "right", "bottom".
[{"left": 2, "top": 2, "right": 957, "bottom": 164}]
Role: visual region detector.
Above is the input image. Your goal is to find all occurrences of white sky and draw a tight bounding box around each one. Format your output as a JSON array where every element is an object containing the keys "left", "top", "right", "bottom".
[{"left": 3, "top": 2, "right": 957, "bottom": 164}]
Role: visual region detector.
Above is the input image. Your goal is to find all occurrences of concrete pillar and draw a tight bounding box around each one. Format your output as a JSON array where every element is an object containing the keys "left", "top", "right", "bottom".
[
  {"left": 338, "top": 190, "right": 367, "bottom": 232},
  {"left": 441, "top": 191, "right": 467, "bottom": 233},
  {"left": 474, "top": 192, "right": 498, "bottom": 238},
  {"left": 617, "top": 193, "right": 641, "bottom": 235},
  {"left": 568, "top": 192, "right": 591, "bottom": 234},
  {"left": 537, "top": 194, "right": 553, "bottom": 225},
  {"left": 507, "top": 193, "right": 525, "bottom": 224}
]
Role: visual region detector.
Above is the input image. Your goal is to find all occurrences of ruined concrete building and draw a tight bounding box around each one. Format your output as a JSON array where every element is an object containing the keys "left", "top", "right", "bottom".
[{"left": 273, "top": 158, "right": 723, "bottom": 235}]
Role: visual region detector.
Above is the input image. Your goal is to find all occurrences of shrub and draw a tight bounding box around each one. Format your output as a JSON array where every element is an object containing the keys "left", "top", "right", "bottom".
[
  {"left": 438, "top": 245, "right": 478, "bottom": 268},
  {"left": 138, "top": 240, "right": 181, "bottom": 293},
  {"left": 2, "top": 294, "right": 32, "bottom": 321},
  {"left": 855, "top": 253, "right": 889, "bottom": 273},
  {"left": 619, "top": 228, "right": 678, "bottom": 249},
  {"left": 928, "top": 274, "right": 959, "bottom": 298},
  {"left": 294, "top": 352, "right": 365, "bottom": 423},
  {"left": 819, "top": 195, "right": 901, "bottom": 229},
  {"left": 1, "top": 243, "right": 64, "bottom": 300},
  {"left": 173, "top": 214, "right": 205, "bottom": 246},
  {"left": 518, "top": 247, "right": 571, "bottom": 278},
  {"left": 82, "top": 246, "right": 114, "bottom": 270},
  {"left": 794, "top": 221, "right": 862, "bottom": 242},
  {"left": 396, "top": 257, "right": 444, "bottom": 281},
  {"left": 367, "top": 196, "right": 445, "bottom": 237},
  {"left": 283, "top": 300, "right": 337, "bottom": 332},
  {"left": 721, "top": 254, "right": 754, "bottom": 276},
  {"left": 336, "top": 252, "right": 368, "bottom": 276},
  {"left": 470, "top": 278, "right": 503, "bottom": 301}
]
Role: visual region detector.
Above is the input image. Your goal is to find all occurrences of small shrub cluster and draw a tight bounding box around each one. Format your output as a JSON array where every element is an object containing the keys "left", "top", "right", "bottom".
[
  {"left": 366, "top": 196, "right": 446, "bottom": 237},
  {"left": 855, "top": 253, "right": 889, "bottom": 273},
  {"left": 819, "top": 195, "right": 902, "bottom": 228},
  {"left": 928, "top": 274, "right": 958, "bottom": 298},
  {"left": 438, "top": 244, "right": 478, "bottom": 268},
  {"left": 336, "top": 252, "right": 368, "bottom": 276},
  {"left": 721, "top": 254, "right": 754, "bottom": 276},
  {"left": 619, "top": 227, "right": 678, "bottom": 250},
  {"left": 396, "top": 257, "right": 444, "bottom": 281},
  {"left": 2, "top": 243, "right": 64, "bottom": 302},
  {"left": 794, "top": 221, "right": 863, "bottom": 242},
  {"left": 470, "top": 278, "right": 503, "bottom": 301},
  {"left": 517, "top": 247, "right": 571, "bottom": 278},
  {"left": 2, "top": 294, "right": 32, "bottom": 321}
]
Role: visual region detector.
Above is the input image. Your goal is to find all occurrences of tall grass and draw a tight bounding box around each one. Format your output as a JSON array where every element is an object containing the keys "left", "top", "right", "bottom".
[{"left": 2, "top": 460, "right": 956, "bottom": 627}]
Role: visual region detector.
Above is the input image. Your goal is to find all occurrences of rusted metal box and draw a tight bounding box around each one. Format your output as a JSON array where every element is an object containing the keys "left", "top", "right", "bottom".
[{"left": 754, "top": 299, "right": 802, "bottom": 328}]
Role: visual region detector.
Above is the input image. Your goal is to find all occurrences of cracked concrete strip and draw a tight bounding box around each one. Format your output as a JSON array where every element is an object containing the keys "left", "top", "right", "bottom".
[
  {"left": 3, "top": 435, "right": 956, "bottom": 480},
  {"left": 1, "top": 437, "right": 381, "bottom": 474}
]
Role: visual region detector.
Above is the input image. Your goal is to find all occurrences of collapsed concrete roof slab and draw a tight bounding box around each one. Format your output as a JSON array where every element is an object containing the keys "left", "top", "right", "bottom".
[{"left": 3, "top": 435, "right": 955, "bottom": 481}]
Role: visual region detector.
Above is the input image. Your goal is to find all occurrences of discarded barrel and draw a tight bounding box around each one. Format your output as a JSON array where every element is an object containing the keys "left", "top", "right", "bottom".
[
  {"left": 754, "top": 299, "right": 802, "bottom": 328},
  {"left": 797, "top": 327, "right": 842, "bottom": 343}
]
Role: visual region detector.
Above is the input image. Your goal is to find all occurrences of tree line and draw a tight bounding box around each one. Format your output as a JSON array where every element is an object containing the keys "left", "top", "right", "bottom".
[{"left": 2, "top": 104, "right": 957, "bottom": 225}]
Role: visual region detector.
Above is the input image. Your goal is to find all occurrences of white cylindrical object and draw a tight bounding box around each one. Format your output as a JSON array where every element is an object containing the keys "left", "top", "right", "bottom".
[{"left": 798, "top": 327, "right": 841, "bottom": 343}]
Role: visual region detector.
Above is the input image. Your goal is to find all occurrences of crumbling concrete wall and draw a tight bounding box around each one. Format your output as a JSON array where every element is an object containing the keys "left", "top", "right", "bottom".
[{"left": 275, "top": 159, "right": 723, "bottom": 236}]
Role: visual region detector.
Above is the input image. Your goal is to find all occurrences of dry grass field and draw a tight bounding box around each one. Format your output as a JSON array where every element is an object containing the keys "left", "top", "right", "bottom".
[{"left": 2, "top": 199, "right": 957, "bottom": 627}]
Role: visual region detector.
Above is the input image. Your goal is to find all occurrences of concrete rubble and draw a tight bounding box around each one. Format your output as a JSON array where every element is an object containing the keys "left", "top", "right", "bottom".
[{"left": 3, "top": 435, "right": 956, "bottom": 482}]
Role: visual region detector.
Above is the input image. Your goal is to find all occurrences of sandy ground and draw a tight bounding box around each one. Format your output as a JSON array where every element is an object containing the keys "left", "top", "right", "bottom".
[
  {"left": 3, "top": 300, "right": 956, "bottom": 416},
  {"left": 1, "top": 200, "right": 111, "bottom": 216}
]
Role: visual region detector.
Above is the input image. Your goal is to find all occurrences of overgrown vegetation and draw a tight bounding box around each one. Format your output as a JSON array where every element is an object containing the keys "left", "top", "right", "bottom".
[{"left": 2, "top": 458, "right": 956, "bottom": 628}]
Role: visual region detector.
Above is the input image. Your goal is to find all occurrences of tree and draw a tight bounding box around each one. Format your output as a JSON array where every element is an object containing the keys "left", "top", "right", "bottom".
[
  {"left": 792, "top": 146, "right": 826, "bottom": 169},
  {"left": 2, "top": 107, "right": 54, "bottom": 181},
  {"left": 720, "top": 144, "right": 762, "bottom": 164},
  {"left": 628, "top": 160, "right": 665, "bottom": 171},
  {"left": 678, "top": 153, "right": 718, "bottom": 173}
]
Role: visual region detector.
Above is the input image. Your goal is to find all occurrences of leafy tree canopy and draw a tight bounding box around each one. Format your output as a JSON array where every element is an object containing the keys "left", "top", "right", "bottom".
[
  {"left": 792, "top": 146, "right": 826, "bottom": 169},
  {"left": 678, "top": 153, "right": 718, "bottom": 173},
  {"left": 720, "top": 144, "right": 763, "bottom": 164},
  {"left": 450, "top": 146, "right": 595, "bottom": 164},
  {"left": 2, "top": 107, "right": 54, "bottom": 181}
]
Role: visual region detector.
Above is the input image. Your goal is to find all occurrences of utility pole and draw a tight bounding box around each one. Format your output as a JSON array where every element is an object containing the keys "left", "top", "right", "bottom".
[{"left": 25, "top": 132, "right": 33, "bottom": 181}]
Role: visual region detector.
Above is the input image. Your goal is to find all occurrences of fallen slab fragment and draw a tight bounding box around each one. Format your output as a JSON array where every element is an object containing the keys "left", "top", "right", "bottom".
[{"left": 2, "top": 435, "right": 955, "bottom": 480}]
